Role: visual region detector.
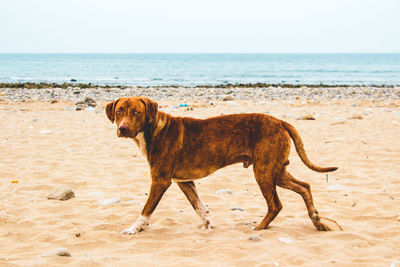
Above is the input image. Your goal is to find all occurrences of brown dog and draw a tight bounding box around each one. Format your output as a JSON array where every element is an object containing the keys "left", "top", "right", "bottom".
[{"left": 106, "top": 97, "right": 342, "bottom": 235}]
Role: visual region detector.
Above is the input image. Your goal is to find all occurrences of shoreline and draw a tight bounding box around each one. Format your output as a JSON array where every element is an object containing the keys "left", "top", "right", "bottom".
[
  {"left": 1, "top": 84, "right": 399, "bottom": 102},
  {"left": 1, "top": 82, "right": 399, "bottom": 89}
]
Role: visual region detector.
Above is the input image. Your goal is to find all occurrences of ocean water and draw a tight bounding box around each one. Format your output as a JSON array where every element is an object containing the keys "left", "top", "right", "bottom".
[{"left": 0, "top": 53, "right": 399, "bottom": 86}]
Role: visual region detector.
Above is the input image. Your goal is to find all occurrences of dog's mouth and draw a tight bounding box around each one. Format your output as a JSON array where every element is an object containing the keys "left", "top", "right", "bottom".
[{"left": 117, "top": 129, "right": 134, "bottom": 138}]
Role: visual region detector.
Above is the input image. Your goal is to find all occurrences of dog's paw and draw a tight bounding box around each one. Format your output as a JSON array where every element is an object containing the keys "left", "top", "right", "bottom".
[
  {"left": 316, "top": 217, "right": 343, "bottom": 231},
  {"left": 121, "top": 216, "right": 149, "bottom": 235},
  {"left": 120, "top": 227, "right": 140, "bottom": 235},
  {"left": 201, "top": 219, "right": 215, "bottom": 229}
]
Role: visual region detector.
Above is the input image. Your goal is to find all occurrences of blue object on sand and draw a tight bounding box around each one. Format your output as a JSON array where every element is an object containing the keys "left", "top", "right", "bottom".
[{"left": 179, "top": 104, "right": 189, "bottom": 107}]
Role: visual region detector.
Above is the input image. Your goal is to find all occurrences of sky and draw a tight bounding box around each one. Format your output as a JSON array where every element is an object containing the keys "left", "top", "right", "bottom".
[{"left": 0, "top": 0, "right": 399, "bottom": 53}]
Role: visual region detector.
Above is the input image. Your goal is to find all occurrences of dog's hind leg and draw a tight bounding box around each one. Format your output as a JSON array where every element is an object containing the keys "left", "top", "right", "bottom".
[
  {"left": 177, "top": 181, "right": 214, "bottom": 229},
  {"left": 276, "top": 167, "right": 343, "bottom": 231},
  {"left": 253, "top": 163, "right": 283, "bottom": 230}
]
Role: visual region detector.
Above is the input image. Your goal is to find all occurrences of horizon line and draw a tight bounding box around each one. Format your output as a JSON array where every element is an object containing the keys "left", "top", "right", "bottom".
[{"left": 1, "top": 52, "right": 400, "bottom": 55}]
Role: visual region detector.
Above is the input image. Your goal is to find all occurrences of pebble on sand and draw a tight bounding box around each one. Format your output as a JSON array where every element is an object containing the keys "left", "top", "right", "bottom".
[
  {"left": 248, "top": 235, "right": 262, "bottom": 242},
  {"left": 216, "top": 189, "right": 233, "bottom": 194},
  {"left": 75, "top": 97, "right": 97, "bottom": 111},
  {"left": 297, "top": 114, "right": 316, "bottom": 120},
  {"left": 222, "top": 96, "right": 234, "bottom": 101},
  {"left": 231, "top": 207, "right": 244, "bottom": 211},
  {"left": 52, "top": 247, "right": 71, "bottom": 257},
  {"left": 98, "top": 198, "right": 121, "bottom": 205},
  {"left": 348, "top": 115, "right": 363, "bottom": 120},
  {"left": 47, "top": 187, "right": 75, "bottom": 201}
]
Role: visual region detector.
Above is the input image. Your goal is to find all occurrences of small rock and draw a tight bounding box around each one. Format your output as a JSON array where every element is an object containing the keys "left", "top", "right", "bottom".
[
  {"left": 298, "top": 114, "right": 315, "bottom": 120},
  {"left": 231, "top": 207, "right": 244, "bottom": 211},
  {"left": 98, "top": 198, "right": 120, "bottom": 205},
  {"left": 75, "top": 97, "right": 97, "bottom": 111},
  {"left": 248, "top": 235, "right": 262, "bottom": 242},
  {"left": 75, "top": 104, "right": 85, "bottom": 111},
  {"left": 53, "top": 247, "right": 71, "bottom": 257},
  {"left": 50, "top": 100, "right": 58, "bottom": 104},
  {"left": 216, "top": 189, "right": 233, "bottom": 194},
  {"left": 278, "top": 237, "right": 294, "bottom": 244},
  {"left": 348, "top": 115, "right": 363, "bottom": 120},
  {"left": 75, "top": 233, "right": 81, "bottom": 237},
  {"left": 47, "top": 187, "right": 75, "bottom": 201},
  {"left": 84, "top": 97, "right": 97, "bottom": 107},
  {"left": 223, "top": 96, "right": 234, "bottom": 101}
]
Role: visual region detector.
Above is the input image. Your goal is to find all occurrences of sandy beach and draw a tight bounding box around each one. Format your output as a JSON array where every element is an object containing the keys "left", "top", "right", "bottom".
[{"left": 1, "top": 90, "right": 400, "bottom": 266}]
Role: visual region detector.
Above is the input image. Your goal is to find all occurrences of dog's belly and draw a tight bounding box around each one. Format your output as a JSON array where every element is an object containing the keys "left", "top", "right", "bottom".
[
  {"left": 171, "top": 154, "right": 252, "bottom": 182},
  {"left": 172, "top": 166, "right": 219, "bottom": 182}
]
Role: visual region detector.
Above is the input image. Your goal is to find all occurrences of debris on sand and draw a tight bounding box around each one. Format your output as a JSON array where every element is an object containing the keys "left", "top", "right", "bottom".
[
  {"left": 52, "top": 247, "right": 71, "bottom": 257},
  {"left": 47, "top": 187, "right": 75, "bottom": 201}
]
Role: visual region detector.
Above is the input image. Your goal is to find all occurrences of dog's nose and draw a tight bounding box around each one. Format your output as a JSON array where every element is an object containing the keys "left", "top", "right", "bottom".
[{"left": 119, "top": 124, "right": 129, "bottom": 135}]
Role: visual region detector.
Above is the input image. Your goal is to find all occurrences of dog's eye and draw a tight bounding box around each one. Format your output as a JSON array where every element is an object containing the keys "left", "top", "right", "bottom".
[
  {"left": 132, "top": 110, "right": 140, "bottom": 115},
  {"left": 116, "top": 110, "right": 121, "bottom": 116}
]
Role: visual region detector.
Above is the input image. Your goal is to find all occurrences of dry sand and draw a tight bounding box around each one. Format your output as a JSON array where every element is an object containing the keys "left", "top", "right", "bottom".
[{"left": 1, "top": 99, "right": 400, "bottom": 266}]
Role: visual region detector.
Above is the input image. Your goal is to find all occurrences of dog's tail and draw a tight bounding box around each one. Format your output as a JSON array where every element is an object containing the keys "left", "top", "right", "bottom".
[{"left": 282, "top": 121, "right": 338, "bottom": 173}]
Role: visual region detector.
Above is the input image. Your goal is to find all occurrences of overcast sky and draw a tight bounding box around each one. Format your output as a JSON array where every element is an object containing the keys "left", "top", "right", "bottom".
[{"left": 0, "top": 0, "right": 399, "bottom": 53}]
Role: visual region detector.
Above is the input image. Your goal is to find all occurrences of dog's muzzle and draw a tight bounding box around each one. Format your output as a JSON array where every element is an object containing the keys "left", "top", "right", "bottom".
[{"left": 118, "top": 124, "right": 130, "bottom": 137}]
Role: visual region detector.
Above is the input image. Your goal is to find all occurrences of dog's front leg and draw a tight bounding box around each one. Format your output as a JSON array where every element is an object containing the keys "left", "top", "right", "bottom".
[{"left": 121, "top": 179, "right": 171, "bottom": 235}]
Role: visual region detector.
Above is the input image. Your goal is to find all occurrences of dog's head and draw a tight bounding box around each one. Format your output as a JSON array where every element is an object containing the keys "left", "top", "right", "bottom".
[{"left": 105, "top": 97, "right": 158, "bottom": 138}]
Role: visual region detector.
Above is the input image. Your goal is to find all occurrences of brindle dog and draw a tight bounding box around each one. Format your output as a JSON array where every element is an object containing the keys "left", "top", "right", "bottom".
[{"left": 105, "top": 97, "right": 342, "bottom": 235}]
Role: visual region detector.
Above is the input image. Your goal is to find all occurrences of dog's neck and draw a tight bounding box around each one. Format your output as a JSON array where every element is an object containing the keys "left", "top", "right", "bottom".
[
  {"left": 133, "top": 112, "right": 169, "bottom": 161},
  {"left": 134, "top": 132, "right": 148, "bottom": 160}
]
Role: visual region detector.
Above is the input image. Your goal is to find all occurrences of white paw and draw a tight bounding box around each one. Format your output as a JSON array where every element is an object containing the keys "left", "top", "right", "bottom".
[
  {"left": 120, "top": 227, "right": 139, "bottom": 235},
  {"left": 121, "top": 215, "right": 149, "bottom": 235},
  {"left": 201, "top": 219, "right": 215, "bottom": 229}
]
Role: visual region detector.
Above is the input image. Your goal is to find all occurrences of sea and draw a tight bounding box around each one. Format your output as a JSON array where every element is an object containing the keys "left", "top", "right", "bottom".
[{"left": 0, "top": 53, "right": 399, "bottom": 86}]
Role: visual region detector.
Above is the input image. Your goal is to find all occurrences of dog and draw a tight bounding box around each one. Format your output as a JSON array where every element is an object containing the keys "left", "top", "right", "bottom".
[{"left": 105, "top": 96, "right": 342, "bottom": 235}]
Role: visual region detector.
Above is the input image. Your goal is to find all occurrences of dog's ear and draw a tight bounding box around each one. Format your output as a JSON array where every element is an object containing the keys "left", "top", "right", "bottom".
[
  {"left": 139, "top": 97, "right": 158, "bottom": 123},
  {"left": 105, "top": 99, "right": 119, "bottom": 123}
]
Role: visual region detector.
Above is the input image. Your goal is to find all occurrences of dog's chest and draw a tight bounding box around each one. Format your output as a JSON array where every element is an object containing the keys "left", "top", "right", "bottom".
[{"left": 134, "top": 132, "right": 148, "bottom": 160}]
